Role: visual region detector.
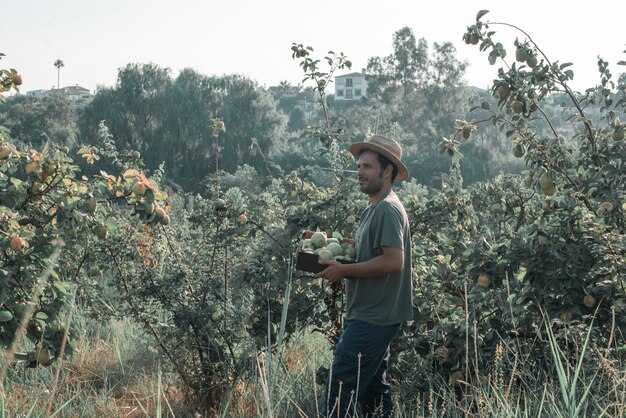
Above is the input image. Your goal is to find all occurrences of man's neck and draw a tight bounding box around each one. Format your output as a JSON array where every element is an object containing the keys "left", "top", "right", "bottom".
[{"left": 369, "top": 183, "right": 393, "bottom": 205}]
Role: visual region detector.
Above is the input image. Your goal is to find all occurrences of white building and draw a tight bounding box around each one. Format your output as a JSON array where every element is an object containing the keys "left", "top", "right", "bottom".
[
  {"left": 57, "top": 85, "right": 92, "bottom": 101},
  {"left": 334, "top": 72, "right": 367, "bottom": 101},
  {"left": 26, "top": 89, "right": 48, "bottom": 99},
  {"left": 25, "top": 85, "right": 92, "bottom": 101}
]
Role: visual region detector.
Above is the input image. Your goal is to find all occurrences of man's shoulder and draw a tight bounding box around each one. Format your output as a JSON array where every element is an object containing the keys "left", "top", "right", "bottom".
[{"left": 379, "top": 191, "right": 407, "bottom": 215}]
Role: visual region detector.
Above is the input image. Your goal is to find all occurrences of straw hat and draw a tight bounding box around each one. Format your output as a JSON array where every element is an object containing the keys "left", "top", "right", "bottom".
[{"left": 348, "top": 135, "right": 409, "bottom": 181}]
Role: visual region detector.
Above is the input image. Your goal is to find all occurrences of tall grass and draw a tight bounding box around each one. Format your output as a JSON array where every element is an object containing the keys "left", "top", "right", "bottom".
[
  {"left": 213, "top": 315, "right": 625, "bottom": 418},
  {"left": 0, "top": 308, "right": 192, "bottom": 417},
  {"left": 3, "top": 302, "right": 625, "bottom": 417}
]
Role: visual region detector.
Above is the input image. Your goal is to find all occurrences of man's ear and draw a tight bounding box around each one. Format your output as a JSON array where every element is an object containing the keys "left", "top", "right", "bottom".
[{"left": 383, "top": 164, "right": 393, "bottom": 180}]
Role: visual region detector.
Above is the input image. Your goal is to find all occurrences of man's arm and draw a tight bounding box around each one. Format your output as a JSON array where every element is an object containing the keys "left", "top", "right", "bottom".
[{"left": 316, "top": 246, "right": 404, "bottom": 282}]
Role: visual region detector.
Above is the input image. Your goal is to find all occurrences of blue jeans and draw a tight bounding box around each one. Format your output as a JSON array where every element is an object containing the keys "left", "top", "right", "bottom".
[{"left": 322, "top": 319, "right": 401, "bottom": 418}]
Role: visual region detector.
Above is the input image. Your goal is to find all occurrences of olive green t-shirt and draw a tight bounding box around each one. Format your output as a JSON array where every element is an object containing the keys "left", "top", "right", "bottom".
[{"left": 346, "top": 190, "right": 413, "bottom": 325}]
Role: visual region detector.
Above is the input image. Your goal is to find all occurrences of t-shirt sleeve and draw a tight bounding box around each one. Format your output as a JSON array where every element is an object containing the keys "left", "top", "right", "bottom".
[{"left": 371, "top": 203, "right": 404, "bottom": 251}]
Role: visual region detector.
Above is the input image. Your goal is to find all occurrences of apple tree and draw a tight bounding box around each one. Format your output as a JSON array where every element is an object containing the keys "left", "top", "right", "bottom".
[
  {"left": 0, "top": 55, "right": 169, "bottom": 371},
  {"left": 393, "top": 11, "right": 625, "bottom": 400}
]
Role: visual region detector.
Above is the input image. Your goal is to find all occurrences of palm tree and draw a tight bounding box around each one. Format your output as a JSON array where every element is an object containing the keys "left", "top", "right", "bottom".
[{"left": 54, "top": 59, "right": 64, "bottom": 89}]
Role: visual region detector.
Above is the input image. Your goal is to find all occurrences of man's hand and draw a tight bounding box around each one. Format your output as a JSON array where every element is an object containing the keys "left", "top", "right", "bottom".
[{"left": 316, "top": 260, "right": 345, "bottom": 282}]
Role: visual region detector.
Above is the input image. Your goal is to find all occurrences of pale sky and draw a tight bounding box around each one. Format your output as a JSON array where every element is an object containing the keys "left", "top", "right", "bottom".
[{"left": 2, "top": 0, "right": 625, "bottom": 95}]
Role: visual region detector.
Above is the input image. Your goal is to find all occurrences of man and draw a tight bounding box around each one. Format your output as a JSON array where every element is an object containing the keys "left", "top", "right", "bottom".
[{"left": 317, "top": 135, "right": 413, "bottom": 417}]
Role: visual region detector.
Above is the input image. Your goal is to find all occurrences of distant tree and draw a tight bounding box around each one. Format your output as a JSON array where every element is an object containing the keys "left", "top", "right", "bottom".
[
  {"left": 79, "top": 65, "right": 287, "bottom": 192},
  {"left": 79, "top": 63, "right": 172, "bottom": 159},
  {"left": 360, "top": 28, "right": 469, "bottom": 186},
  {"left": 53, "top": 59, "right": 64, "bottom": 88},
  {"left": 0, "top": 92, "right": 78, "bottom": 148},
  {"left": 364, "top": 27, "right": 429, "bottom": 103}
]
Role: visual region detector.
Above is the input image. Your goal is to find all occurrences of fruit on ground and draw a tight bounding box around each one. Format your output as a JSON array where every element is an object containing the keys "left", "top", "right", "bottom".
[
  {"left": 537, "top": 235, "right": 549, "bottom": 245},
  {"left": 583, "top": 295, "right": 596, "bottom": 309},
  {"left": 347, "top": 215, "right": 356, "bottom": 224},
  {"left": 160, "top": 214, "right": 171, "bottom": 225},
  {"left": 477, "top": 273, "right": 491, "bottom": 288},
  {"left": 236, "top": 213, "right": 247, "bottom": 224}
]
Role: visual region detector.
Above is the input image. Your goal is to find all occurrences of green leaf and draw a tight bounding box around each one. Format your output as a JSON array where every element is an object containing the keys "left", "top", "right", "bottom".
[
  {"left": 10, "top": 178, "right": 22, "bottom": 187},
  {"left": 618, "top": 61, "right": 626, "bottom": 66},
  {"left": 476, "top": 10, "right": 489, "bottom": 21},
  {"left": 123, "top": 169, "right": 140, "bottom": 180},
  {"left": 35, "top": 311, "right": 48, "bottom": 320},
  {"left": 144, "top": 188, "right": 155, "bottom": 203},
  {"left": 0, "top": 309, "right": 13, "bottom": 322},
  {"left": 76, "top": 146, "right": 91, "bottom": 155},
  {"left": 52, "top": 281, "right": 72, "bottom": 296}
]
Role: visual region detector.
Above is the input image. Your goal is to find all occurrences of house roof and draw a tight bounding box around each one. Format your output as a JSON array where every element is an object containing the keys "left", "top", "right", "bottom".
[
  {"left": 58, "top": 85, "right": 91, "bottom": 95},
  {"left": 335, "top": 72, "right": 364, "bottom": 78}
]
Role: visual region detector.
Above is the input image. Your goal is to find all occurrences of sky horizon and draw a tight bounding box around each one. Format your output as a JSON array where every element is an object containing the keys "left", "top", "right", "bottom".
[{"left": 2, "top": 1, "right": 625, "bottom": 96}]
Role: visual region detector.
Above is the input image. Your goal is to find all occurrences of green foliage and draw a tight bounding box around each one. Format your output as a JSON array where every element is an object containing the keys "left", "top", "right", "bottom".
[
  {"left": 2, "top": 18, "right": 625, "bottom": 415},
  {"left": 79, "top": 65, "right": 288, "bottom": 192},
  {"left": 361, "top": 27, "right": 472, "bottom": 186},
  {"left": 0, "top": 93, "right": 79, "bottom": 149},
  {"left": 0, "top": 52, "right": 168, "bottom": 372},
  {"left": 392, "top": 9, "right": 626, "bottom": 399}
]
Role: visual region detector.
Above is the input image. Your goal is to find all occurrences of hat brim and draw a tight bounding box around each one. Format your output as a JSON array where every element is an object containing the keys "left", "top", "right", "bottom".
[{"left": 348, "top": 143, "right": 409, "bottom": 182}]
